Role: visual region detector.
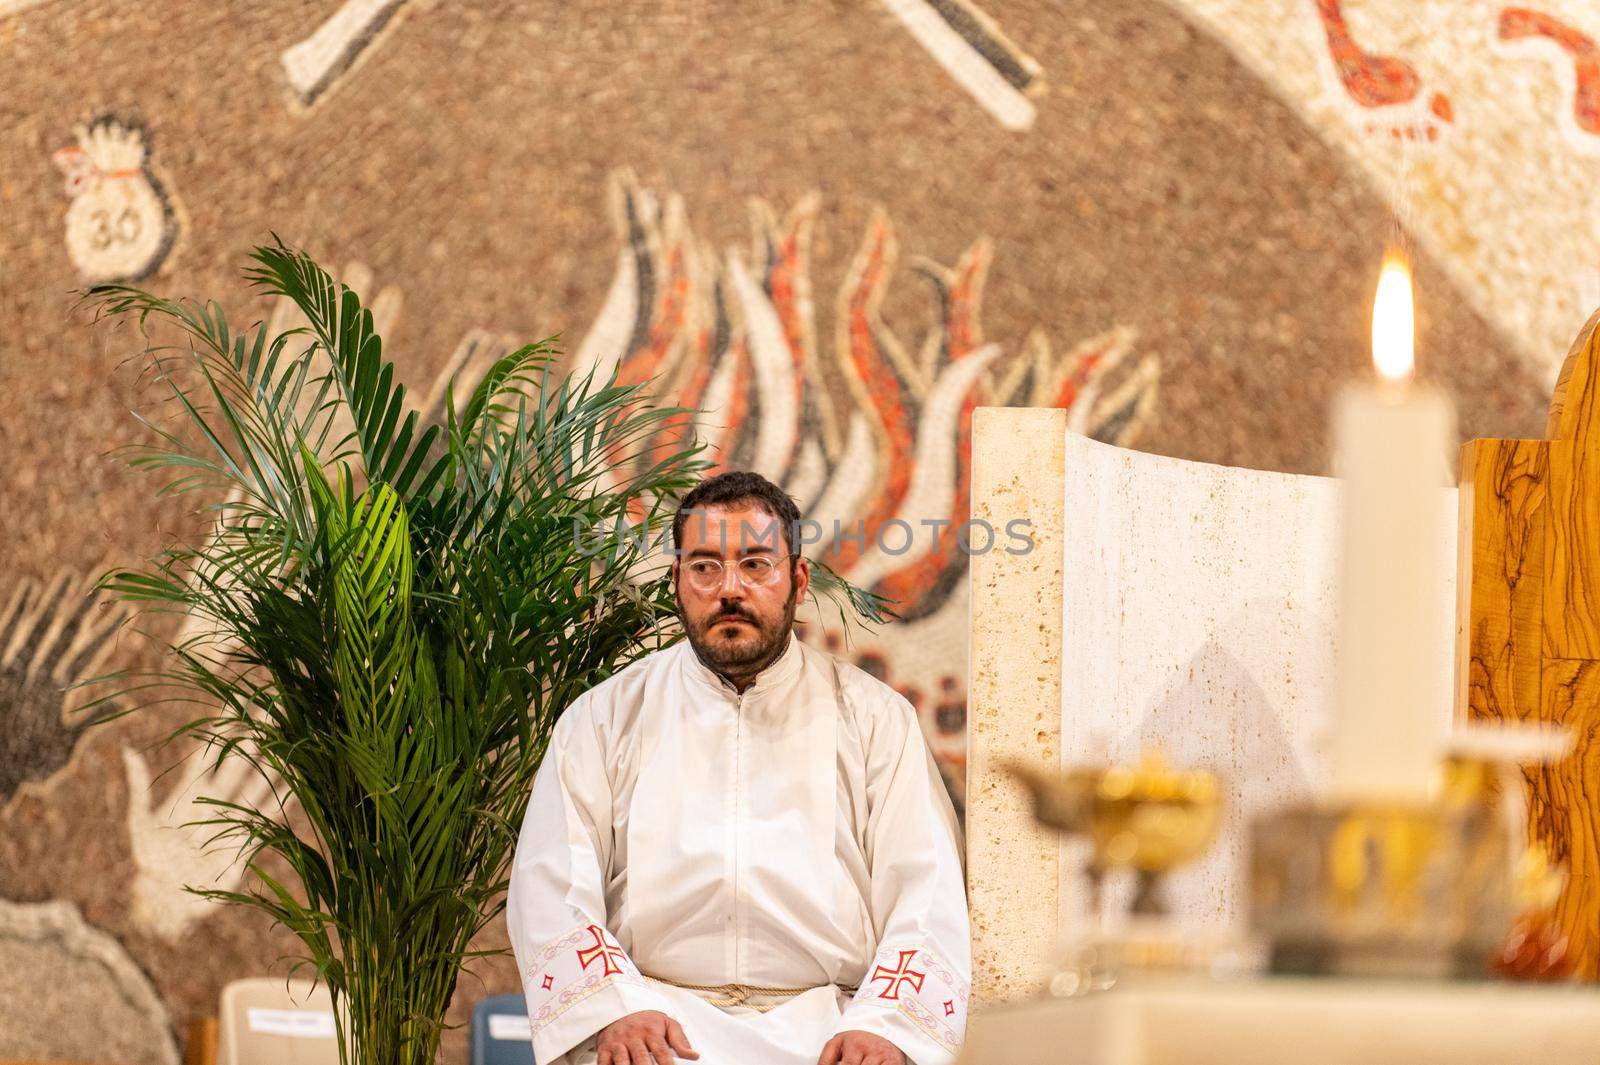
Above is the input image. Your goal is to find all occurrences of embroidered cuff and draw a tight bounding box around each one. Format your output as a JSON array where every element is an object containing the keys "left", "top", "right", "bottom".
[
  {"left": 521, "top": 922, "right": 653, "bottom": 1038},
  {"left": 844, "top": 942, "right": 970, "bottom": 1059}
]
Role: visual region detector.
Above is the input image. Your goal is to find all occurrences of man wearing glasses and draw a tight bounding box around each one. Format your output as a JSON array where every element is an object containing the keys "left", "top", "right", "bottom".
[{"left": 508, "top": 471, "right": 970, "bottom": 1065}]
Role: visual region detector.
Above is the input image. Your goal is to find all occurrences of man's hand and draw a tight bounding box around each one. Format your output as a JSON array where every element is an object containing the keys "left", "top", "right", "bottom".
[
  {"left": 596, "top": 1010, "right": 699, "bottom": 1065},
  {"left": 817, "top": 1029, "right": 907, "bottom": 1065}
]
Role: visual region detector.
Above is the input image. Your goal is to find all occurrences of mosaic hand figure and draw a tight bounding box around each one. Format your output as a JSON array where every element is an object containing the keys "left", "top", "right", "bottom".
[
  {"left": 0, "top": 572, "right": 125, "bottom": 808},
  {"left": 127, "top": 492, "right": 277, "bottom": 938},
  {"left": 122, "top": 739, "right": 281, "bottom": 940}
]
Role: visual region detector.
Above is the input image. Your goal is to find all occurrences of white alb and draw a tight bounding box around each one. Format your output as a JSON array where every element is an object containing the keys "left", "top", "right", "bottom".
[{"left": 507, "top": 631, "right": 970, "bottom": 1064}]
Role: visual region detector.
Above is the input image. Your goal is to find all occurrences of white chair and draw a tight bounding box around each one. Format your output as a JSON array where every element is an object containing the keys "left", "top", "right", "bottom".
[{"left": 216, "top": 978, "right": 341, "bottom": 1065}]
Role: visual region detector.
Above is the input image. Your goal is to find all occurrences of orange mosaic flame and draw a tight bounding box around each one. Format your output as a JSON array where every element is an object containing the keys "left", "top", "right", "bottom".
[
  {"left": 571, "top": 173, "right": 1159, "bottom": 630},
  {"left": 1500, "top": 7, "right": 1600, "bottom": 135},
  {"left": 870, "top": 243, "right": 993, "bottom": 617},
  {"left": 762, "top": 201, "right": 823, "bottom": 472},
  {"left": 823, "top": 213, "right": 917, "bottom": 575},
  {"left": 1314, "top": 0, "right": 1423, "bottom": 108}
]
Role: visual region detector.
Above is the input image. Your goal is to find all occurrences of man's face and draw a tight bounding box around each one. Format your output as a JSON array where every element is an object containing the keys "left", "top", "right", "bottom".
[{"left": 674, "top": 503, "right": 811, "bottom": 680}]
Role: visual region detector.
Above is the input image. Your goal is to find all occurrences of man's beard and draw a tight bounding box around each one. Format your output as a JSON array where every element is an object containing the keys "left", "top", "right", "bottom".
[{"left": 681, "top": 587, "right": 800, "bottom": 679}]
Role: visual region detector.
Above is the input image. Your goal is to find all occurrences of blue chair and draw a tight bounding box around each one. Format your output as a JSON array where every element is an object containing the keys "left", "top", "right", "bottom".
[{"left": 470, "top": 993, "right": 536, "bottom": 1065}]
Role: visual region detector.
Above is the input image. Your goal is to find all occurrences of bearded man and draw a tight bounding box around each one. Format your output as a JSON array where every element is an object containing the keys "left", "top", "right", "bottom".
[{"left": 507, "top": 470, "right": 970, "bottom": 1065}]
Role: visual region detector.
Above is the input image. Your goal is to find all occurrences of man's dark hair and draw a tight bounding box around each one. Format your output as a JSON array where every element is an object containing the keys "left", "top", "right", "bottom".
[{"left": 672, "top": 470, "right": 802, "bottom": 556}]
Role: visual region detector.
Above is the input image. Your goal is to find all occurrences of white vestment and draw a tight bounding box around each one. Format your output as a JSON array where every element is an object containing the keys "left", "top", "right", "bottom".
[{"left": 507, "top": 632, "right": 970, "bottom": 1065}]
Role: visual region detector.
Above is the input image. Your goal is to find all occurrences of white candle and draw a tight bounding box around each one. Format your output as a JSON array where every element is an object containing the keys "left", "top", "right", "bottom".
[{"left": 1329, "top": 254, "right": 1456, "bottom": 804}]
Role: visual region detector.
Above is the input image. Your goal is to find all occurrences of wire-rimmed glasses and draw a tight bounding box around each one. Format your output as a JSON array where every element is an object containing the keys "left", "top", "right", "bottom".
[{"left": 679, "top": 553, "right": 796, "bottom": 593}]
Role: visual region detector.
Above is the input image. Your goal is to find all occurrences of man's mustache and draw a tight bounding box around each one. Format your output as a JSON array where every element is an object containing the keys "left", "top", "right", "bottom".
[{"left": 710, "top": 608, "right": 758, "bottom": 625}]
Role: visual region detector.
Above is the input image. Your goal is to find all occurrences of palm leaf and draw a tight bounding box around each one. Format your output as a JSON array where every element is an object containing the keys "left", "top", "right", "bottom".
[{"left": 244, "top": 240, "right": 449, "bottom": 502}]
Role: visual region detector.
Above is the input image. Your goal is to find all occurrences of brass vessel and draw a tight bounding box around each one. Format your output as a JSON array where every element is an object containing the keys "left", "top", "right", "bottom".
[{"left": 1007, "top": 752, "right": 1222, "bottom": 916}]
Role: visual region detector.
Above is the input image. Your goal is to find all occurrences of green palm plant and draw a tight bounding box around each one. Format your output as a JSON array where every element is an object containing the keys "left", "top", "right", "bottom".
[{"left": 80, "top": 241, "right": 888, "bottom": 1065}]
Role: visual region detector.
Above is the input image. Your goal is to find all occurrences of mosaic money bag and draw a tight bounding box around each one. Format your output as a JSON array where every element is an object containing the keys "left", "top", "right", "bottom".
[{"left": 51, "top": 117, "right": 177, "bottom": 283}]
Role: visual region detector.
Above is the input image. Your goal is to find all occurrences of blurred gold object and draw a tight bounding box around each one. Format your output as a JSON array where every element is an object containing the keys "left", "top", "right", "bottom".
[
  {"left": 1438, "top": 730, "right": 1572, "bottom": 917},
  {"left": 1007, "top": 751, "right": 1222, "bottom": 916},
  {"left": 1513, "top": 842, "right": 1567, "bottom": 914},
  {"left": 1250, "top": 800, "right": 1512, "bottom": 978},
  {"left": 1327, "top": 810, "right": 1441, "bottom": 923},
  {"left": 1248, "top": 724, "right": 1576, "bottom": 980},
  {"left": 1442, "top": 728, "right": 1574, "bottom": 981}
]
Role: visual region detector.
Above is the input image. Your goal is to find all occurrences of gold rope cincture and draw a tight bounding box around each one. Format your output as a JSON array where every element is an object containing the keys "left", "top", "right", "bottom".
[
  {"left": 642, "top": 657, "right": 863, "bottom": 1015},
  {"left": 642, "top": 976, "right": 860, "bottom": 1013}
]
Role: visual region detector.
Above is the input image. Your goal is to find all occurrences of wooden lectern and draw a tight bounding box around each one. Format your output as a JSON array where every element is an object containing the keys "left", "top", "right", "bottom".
[{"left": 1458, "top": 308, "right": 1600, "bottom": 979}]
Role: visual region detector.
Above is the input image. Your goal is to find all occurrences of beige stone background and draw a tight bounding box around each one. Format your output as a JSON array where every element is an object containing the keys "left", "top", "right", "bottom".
[{"left": 0, "top": 0, "right": 1593, "bottom": 1060}]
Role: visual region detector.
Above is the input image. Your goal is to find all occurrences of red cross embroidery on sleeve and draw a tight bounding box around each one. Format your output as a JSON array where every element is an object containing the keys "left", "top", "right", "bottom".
[
  {"left": 576, "top": 924, "right": 628, "bottom": 977},
  {"left": 869, "top": 949, "right": 926, "bottom": 1000}
]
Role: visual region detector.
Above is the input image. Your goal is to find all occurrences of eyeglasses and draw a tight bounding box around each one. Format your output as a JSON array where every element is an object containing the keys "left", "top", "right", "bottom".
[{"left": 679, "top": 554, "right": 795, "bottom": 592}]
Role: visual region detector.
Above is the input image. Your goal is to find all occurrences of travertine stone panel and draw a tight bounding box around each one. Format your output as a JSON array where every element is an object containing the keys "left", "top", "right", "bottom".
[
  {"left": 967, "top": 406, "right": 1065, "bottom": 1003},
  {"left": 1058, "top": 432, "right": 1458, "bottom": 926}
]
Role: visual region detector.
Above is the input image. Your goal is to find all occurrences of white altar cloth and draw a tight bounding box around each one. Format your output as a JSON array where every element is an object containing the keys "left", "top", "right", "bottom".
[{"left": 958, "top": 977, "right": 1600, "bottom": 1064}]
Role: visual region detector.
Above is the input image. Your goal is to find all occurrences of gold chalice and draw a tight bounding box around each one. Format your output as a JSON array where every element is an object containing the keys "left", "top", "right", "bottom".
[{"left": 1007, "top": 752, "right": 1222, "bottom": 916}]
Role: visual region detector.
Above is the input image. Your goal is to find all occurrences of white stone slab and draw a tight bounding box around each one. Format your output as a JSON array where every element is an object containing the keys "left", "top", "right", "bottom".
[
  {"left": 960, "top": 978, "right": 1600, "bottom": 1065},
  {"left": 1059, "top": 431, "right": 1458, "bottom": 928}
]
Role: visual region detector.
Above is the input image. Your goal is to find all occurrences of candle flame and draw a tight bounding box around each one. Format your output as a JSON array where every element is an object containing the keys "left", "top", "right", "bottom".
[{"left": 1371, "top": 252, "right": 1415, "bottom": 382}]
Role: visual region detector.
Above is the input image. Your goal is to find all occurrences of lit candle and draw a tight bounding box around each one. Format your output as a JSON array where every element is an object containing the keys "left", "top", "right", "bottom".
[{"left": 1329, "top": 253, "right": 1457, "bottom": 804}]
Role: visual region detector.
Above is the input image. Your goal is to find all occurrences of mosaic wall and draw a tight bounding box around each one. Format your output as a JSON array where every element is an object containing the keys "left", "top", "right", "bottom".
[{"left": 1, "top": 0, "right": 1594, "bottom": 1060}]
